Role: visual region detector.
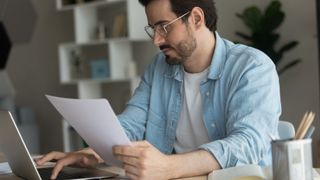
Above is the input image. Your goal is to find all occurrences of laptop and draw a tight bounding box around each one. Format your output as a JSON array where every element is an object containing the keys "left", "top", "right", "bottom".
[{"left": 0, "top": 110, "right": 117, "bottom": 179}]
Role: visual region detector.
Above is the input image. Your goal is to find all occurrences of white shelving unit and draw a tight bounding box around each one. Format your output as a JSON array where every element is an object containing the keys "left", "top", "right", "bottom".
[{"left": 56, "top": 0, "right": 155, "bottom": 152}]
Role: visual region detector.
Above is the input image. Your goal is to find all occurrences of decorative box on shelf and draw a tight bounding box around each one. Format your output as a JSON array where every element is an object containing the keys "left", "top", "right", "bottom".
[{"left": 90, "top": 59, "right": 110, "bottom": 79}]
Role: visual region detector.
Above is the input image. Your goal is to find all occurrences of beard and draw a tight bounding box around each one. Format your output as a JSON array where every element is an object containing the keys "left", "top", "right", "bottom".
[{"left": 161, "top": 28, "right": 197, "bottom": 65}]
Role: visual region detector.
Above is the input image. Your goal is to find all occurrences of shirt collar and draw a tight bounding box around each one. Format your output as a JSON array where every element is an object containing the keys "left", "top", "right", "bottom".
[{"left": 207, "top": 32, "right": 227, "bottom": 80}]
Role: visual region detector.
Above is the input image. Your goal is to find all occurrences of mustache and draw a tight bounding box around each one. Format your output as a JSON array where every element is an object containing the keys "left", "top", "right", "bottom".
[{"left": 159, "top": 44, "right": 172, "bottom": 50}]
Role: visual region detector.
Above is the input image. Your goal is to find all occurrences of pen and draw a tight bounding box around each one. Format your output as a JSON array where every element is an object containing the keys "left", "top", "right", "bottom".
[
  {"left": 295, "top": 111, "right": 315, "bottom": 139},
  {"left": 303, "top": 125, "right": 315, "bottom": 139}
]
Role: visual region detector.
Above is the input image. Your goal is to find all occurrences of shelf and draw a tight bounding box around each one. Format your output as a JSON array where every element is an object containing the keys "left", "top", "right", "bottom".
[
  {"left": 56, "top": 0, "right": 126, "bottom": 11},
  {"left": 60, "top": 76, "right": 135, "bottom": 85},
  {"left": 58, "top": 40, "right": 135, "bottom": 84},
  {"left": 59, "top": 37, "right": 131, "bottom": 47},
  {"left": 56, "top": 0, "right": 155, "bottom": 152},
  {"left": 61, "top": 0, "right": 148, "bottom": 43}
]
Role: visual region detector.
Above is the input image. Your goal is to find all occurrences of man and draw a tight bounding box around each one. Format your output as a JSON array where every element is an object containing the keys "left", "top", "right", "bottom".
[{"left": 37, "top": 0, "right": 281, "bottom": 179}]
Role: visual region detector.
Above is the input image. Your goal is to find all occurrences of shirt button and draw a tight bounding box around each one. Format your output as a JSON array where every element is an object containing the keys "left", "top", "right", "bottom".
[
  {"left": 206, "top": 92, "right": 210, "bottom": 96},
  {"left": 211, "top": 123, "right": 215, "bottom": 128}
]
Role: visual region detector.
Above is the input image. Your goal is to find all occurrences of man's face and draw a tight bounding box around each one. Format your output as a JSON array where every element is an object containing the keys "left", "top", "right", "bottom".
[{"left": 145, "top": 0, "right": 197, "bottom": 65}]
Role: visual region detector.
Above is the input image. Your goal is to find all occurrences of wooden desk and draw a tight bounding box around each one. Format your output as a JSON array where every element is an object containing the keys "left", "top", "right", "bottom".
[{"left": 0, "top": 152, "right": 206, "bottom": 180}]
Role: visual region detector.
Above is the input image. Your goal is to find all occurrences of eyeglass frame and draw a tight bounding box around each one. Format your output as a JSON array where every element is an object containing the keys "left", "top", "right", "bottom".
[{"left": 144, "top": 11, "right": 190, "bottom": 39}]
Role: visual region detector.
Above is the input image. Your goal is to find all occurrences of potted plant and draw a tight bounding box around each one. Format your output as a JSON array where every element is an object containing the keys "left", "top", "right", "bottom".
[{"left": 236, "top": 0, "right": 301, "bottom": 75}]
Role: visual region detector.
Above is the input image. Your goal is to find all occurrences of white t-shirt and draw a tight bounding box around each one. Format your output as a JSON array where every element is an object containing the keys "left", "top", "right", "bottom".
[{"left": 174, "top": 68, "right": 210, "bottom": 153}]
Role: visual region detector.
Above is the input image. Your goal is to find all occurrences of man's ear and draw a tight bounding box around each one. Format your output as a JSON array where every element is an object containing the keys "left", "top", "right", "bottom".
[{"left": 190, "top": 7, "right": 205, "bottom": 29}]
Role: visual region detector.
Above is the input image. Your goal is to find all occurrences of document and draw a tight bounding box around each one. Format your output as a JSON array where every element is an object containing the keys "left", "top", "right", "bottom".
[
  {"left": 46, "top": 95, "right": 132, "bottom": 166},
  {"left": 208, "top": 164, "right": 272, "bottom": 180},
  {"left": 0, "top": 162, "right": 11, "bottom": 174},
  {"left": 208, "top": 164, "right": 320, "bottom": 180}
]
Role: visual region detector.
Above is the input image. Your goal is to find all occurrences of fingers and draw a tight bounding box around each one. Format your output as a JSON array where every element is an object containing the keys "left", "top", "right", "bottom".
[
  {"left": 51, "top": 152, "right": 100, "bottom": 179},
  {"left": 50, "top": 153, "right": 83, "bottom": 179},
  {"left": 123, "top": 163, "right": 139, "bottom": 180},
  {"left": 36, "top": 151, "right": 66, "bottom": 165},
  {"left": 37, "top": 151, "right": 99, "bottom": 179},
  {"left": 126, "top": 171, "right": 139, "bottom": 180},
  {"left": 76, "top": 154, "right": 99, "bottom": 168},
  {"left": 132, "top": 140, "right": 150, "bottom": 147},
  {"left": 113, "top": 146, "right": 143, "bottom": 157},
  {"left": 113, "top": 141, "right": 151, "bottom": 157},
  {"left": 115, "top": 154, "right": 139, "bottom": 166},
  {"left": 51, "top": 160, "right": 67, "bottom": 179}
]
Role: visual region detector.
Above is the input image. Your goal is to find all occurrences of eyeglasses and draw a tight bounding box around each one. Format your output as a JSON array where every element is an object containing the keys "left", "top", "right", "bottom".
[{"left": 144, "top": 11, "right": 190, "bottom": 39}]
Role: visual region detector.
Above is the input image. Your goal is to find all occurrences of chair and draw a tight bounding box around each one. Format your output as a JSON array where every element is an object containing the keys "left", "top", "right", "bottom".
[{"left": 278, "top": 120, "right": 295, "bottom": 139}]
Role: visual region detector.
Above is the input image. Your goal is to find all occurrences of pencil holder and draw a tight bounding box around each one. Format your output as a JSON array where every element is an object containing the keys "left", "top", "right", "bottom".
[{"left": 272, "top": 139, "right": 313, "bottom": 180}]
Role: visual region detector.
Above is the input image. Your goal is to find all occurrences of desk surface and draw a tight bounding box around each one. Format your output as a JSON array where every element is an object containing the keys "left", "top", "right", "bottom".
[
  {"left": 0, "top": 152, "right": 206, "bottom": 180},
  {"left": 2, "top": 152, "right": 320, "bottom": 180}
]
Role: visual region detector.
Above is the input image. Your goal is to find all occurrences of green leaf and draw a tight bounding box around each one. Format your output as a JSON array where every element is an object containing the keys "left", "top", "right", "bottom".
[
  {"left": 235, "top": 31, "right": 252, "bottom": 41},
  {"left": 237, "top": 6, "right": 263, "bottom": 32},
  {"left": 251, "top": 32, "right": 278, "bottom": 49},
  {"left": 278, "top": 41, "right": 299, "bottom": 55},
  {"left": 235, "top": 1, "right": 301, "bottom": 75},
  {"left": 277, "top": 59, "right": 301, "bottom": 75},
  {"left": 264, "top": 1, "right": 285, "bottom": 31}
]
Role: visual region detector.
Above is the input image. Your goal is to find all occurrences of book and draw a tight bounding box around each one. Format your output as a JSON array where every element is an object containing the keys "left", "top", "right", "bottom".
[
  {"left": 208, "top": 164, "right": 320, "bottom": 180},
  {"left": 112, "top": 14, "right": 127, "bottom": 38}
]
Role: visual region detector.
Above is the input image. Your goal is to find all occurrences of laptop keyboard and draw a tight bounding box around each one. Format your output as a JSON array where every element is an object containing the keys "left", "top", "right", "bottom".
[{"left": 38, "top": 167, "right": 82, "bottom": 180}]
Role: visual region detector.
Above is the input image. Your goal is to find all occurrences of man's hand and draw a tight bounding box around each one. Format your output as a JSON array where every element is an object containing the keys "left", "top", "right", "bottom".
[
  {"left": 36, "top": 149, "right": 100, "bottom": 179},
  {"left": 113, "top": 141, "right": 221, "bottom": 180},
  {"left": 113, "top": 141, "right": 171, "bottom": 180}
]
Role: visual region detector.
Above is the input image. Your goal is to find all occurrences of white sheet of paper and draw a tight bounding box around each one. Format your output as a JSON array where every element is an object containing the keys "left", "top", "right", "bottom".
[
  {"left": 0, "top": 162, "right": 12, "bottom": 174},
  {"left": 46, "top": 95, "right": 132, "bottom": 166}
]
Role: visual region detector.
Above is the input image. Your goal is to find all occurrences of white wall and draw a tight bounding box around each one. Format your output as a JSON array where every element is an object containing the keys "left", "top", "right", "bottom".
[
  {"left": 215, "top": 0, "right": 320, "bottom": 164},
  {"left": 7, "top": 0, "right": 77, "bottom": 153}
]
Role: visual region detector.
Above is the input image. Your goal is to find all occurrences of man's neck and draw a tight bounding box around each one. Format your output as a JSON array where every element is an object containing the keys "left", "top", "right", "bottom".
[{"left": 183, "top": 31, "right": 216, "bottom": 73}]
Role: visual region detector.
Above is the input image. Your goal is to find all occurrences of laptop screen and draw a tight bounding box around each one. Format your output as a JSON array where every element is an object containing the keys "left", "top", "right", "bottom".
[{"left": 0, "top": 110, "right": 42, "bottom": 179}]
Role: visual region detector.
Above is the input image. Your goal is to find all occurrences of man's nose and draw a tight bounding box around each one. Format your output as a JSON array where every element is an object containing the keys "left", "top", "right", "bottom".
[{"left": 153, "top": 31, "right": 165, "bottom": 46}]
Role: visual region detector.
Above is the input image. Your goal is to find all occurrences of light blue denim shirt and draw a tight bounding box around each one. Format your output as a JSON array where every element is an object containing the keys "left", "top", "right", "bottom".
[{"left": 118, "top": 32, "right": 281, "bottom": 168}]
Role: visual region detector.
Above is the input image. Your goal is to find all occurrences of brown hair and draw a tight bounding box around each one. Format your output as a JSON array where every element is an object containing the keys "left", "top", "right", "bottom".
[{"left": 138, "top": 0, "right": 218, "bottom": 32}]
